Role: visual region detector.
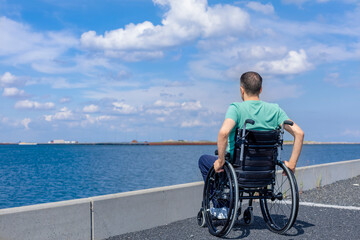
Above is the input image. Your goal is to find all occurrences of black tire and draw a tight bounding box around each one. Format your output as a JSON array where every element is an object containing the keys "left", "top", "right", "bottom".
[
  {"left": 197, "top": 209, "right": 206, "bottom": 227},
  {"left": 243, "top": 207, "right": 254, "bottom": 225},
  {"left": 203, "top": 162, "right": 239, "bottom": 237},
  {"left": 260, "top": 161, "right": 299, "bottom": 234}
]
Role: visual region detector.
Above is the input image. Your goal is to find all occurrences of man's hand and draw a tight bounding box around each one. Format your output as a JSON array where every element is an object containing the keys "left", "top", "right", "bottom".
[
  {"left": 284, "top": 160, "right": 295, "bottom": 173},
  {"left": 214, "top": 159, "right": 225, "bottom": 173}
]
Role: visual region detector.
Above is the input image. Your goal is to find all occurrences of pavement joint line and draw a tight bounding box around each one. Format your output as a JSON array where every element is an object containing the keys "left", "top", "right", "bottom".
[
  {"left": 278, "top": 201, "right": 360, "bottom": 210},
  {"left": 299, "top": 201, "right": 360, "bottom": 210}
]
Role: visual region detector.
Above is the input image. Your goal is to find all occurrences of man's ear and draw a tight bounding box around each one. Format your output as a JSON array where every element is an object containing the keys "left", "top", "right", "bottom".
[
  {"left": 240, "top": 86, "right": 245, "bottom": 95},
  {"left": 259, "top": 87, "right": 262, "bottom": 94}
]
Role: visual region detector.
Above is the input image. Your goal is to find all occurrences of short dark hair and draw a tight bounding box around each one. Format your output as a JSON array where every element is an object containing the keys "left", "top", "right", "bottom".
[{"left": 240, "top": 71, "right": 262, "bottom": 96}]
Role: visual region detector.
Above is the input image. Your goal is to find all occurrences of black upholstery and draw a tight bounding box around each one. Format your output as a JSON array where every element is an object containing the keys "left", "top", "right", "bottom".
[{"left": 232, "top": 129, "right": 280, "bottom": 188}]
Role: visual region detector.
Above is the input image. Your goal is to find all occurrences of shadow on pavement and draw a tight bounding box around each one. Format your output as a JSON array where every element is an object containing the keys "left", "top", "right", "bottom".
[
  {"left": 223, "top": 216, "right": 315, "bottom": 239},
  {"left": 283, "top": 219, "right": 315, "bottom": 237}
]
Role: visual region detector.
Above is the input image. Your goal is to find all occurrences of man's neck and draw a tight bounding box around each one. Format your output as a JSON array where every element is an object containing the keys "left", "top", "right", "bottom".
[{"left": 243, "top": 95, "right": 260, "bottom": 101}]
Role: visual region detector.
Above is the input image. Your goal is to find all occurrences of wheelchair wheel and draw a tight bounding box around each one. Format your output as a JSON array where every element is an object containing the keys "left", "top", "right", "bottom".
[
  {"left": 197, "top": 209, "right": 206, "bottom": 227},
  {"left": 243, "top": 207, "right": 254, "bottom": 225},
  {"left": 203, "top": 162, "right": 239, "bottom": 237},
  {"left": 260, "top": 161, "right": 299, "bottom": 234}
]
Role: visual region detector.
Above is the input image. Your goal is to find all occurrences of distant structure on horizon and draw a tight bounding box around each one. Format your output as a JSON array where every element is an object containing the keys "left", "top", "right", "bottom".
[
  {"left": 48, "top": 139, "right": 78, "bottom": 144},
  {"left": 18, "top": 142, "right": 37, "bottom": 145}
]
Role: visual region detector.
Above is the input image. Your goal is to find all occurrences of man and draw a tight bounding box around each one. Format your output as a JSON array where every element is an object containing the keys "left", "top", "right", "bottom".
[{"left": 199, "top": 71, "right": 304, "bottom": 183}]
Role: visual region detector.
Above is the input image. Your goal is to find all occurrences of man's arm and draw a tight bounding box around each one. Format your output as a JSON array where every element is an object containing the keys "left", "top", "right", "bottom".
[
  {"left": 284, "top": 120, "right": 304, "bottom": 173},
  {"left": 214, "top": 118, "right": 236, "bottom": 173}
]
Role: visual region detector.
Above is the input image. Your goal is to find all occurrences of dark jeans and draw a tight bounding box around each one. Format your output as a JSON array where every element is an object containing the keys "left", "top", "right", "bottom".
[
  {"left": 198, "top": 154, "right": 228, "bottom": 208},
  {"left": 198, "top": 154, "right": 217, "bottom": 181}
]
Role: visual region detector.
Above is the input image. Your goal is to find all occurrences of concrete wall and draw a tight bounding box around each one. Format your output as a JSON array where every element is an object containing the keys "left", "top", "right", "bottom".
[
  {"left": 0, "top": 198, "right": 91, "bottom": 240},
  {"left": 0, "top": 159, "right": 359, "bottom": 240},
  {"left": 295, "top": 159, "right": 360, "bottom": 192},
  {"left": 90, "top": 182, "right": 203, "bottom": 239}
]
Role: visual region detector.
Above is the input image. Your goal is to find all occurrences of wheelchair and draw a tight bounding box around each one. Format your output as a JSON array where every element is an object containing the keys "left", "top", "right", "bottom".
[{"left": 197, "top": 119, "right": 299, "bottom": 237}]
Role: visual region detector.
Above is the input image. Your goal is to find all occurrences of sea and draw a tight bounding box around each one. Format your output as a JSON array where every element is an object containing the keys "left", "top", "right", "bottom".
[{"left": 0, "top": 144, "right": 360, "bottom": 209}]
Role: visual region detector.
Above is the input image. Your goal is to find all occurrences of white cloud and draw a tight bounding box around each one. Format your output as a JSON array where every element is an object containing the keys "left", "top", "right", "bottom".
[
  {"left": 181, "top": 101, "right": 202, "bottom": 111},
  {"left": 307, "top": 44, "right": 360, "bottom": 63},
  {"left": 192, "top": 43, "right": 289, "bottom": 80},
  {"left": 80, "top": 0, "right": 249, "bottom": 59},
  {"left": 146, "top": 100, "right": 202, "bottom": 115},
  {"left": 59, "top": 97, "right": 71, "bottom": 103},
  {"left": 282, "top": 0, "right": 331, "bottom": 5},
  {"left": 181, "top": 119, "right": 202, "bottom": 127},
  {"left": 146, "top": 109, "right": 172, "bottom": 115},
  {"left": 324, "top": 72, "right": 360, "bottom": 88},
  {"left": 83, "top": 104, "right": 99, "bottom": 113},
  {"left": 112, "top": 102, "right": 138, "bottom": 114},
  {"left": 282, "top": 0, "right": 308, "bottom": 5},
  {"left": 15, "top": 100, "right": 55, "bottom": 110},
  {"left": 154, "top": 100, "right": 180, "bottom": 107},
  {"left": 84, "top": 80, "right": 234, "bottom": 114},
  {"left": 81, "top": 114, "right": 115, "bottom": 126},
  {"left": 189, "top": 59, "right": 225, "bottom": 80},
  {"left": 0, "top": 72, "right": 16, "bottom": 87},
  {"left": 21, "top": 118, "right": 31, "bottom": 130},
  {"left": 44, "top": 107, "right": 73, "bottom": 121},
  {"left": 35, "top": 77, "right": 88, "bottom": 89},
  {"left": 2, "top": 87, "right": 25, "bottom": 97},
  {"left": 261, "top": 80, "right": 303, "bottom": 101},
  {"left": 246, "top": 2, "right": 274, "bottom": 15},
  {"left": 0, "top": 17, "right": 77, "bottom": 66},
  {"left": 255, "top": 49, "right": 312, "bottom": 75},
  {"left": 156, "top": 117, "right": 166, "bottom": 122},
  {"left": 181, "top": 119, "right": 219, "bottom": 127},
  {"left": 104, "top": 50, "right": 164, "bottom": 62},
  {"left": 0, "top": 17, "right": 125, "bottom": 75}
]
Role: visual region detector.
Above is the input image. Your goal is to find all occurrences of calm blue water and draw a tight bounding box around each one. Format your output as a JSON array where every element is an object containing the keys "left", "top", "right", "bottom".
[{"left": 0, "top": 144, "right": 359, "bottom": 209}]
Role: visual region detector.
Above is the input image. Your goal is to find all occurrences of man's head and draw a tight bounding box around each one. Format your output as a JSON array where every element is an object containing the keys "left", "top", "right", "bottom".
[{"left": 240, "top": 71, "right": 262, "bottom": 100}]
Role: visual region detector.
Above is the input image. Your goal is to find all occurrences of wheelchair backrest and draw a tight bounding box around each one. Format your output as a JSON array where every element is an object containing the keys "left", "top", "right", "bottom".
[{"left": 233, "top": 129, "right": 281, "bottom": 187}]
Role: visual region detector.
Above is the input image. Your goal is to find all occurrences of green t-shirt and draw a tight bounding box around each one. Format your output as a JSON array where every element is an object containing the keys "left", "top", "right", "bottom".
[{"left": 225, "top": 100, "right": 289, "bottom": 158}]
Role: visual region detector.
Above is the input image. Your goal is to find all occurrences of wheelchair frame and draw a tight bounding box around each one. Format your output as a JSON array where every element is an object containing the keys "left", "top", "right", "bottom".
[{"left": 197, "top": 119, "right": 299, "bottom": 237}]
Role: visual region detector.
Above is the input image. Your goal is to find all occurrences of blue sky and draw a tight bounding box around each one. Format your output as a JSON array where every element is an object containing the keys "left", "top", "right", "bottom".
[{"left": 0, "top": 0, "right": 360, "bottom": 143}]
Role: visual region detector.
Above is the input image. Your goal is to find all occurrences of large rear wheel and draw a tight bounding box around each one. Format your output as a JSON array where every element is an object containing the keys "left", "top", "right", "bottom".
[
  {"left": 260, "top": 161, "right": 299, "bottom": 234},
  {"left": 203, "top": 162, "right": 239, "bottom": 237}
]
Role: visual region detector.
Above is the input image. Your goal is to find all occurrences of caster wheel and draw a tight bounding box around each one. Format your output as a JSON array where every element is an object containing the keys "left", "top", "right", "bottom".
[
  {"left": 197, "top": 209, "right": 206, "bottom": 227},
  {"left": 243, "top": 207, "right": 254, "bottom": 225}
]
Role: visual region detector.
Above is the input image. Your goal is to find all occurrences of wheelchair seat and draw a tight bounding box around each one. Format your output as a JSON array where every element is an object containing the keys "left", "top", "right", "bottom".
[{"left": 232, "top": 129, "right": 280, "bottom": 188}]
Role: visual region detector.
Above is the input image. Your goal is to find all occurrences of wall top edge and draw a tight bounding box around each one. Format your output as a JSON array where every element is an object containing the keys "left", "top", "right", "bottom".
[{"left": 0, "top": 197, "right": 90, "bottom": 215}]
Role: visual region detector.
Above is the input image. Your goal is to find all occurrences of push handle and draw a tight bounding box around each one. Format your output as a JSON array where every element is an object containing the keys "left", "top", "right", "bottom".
[
  {"left": 279, "top": 120, "right": 294, "bottom": 152},
  {"left": 283, "top": 120, "right": 294, "bottom": 126},
  {"left": 245, "top": 119, "right": 255, "bottom": 125},
  {"left": 242, "top": 119, "right": 255, "bottom": 133}
]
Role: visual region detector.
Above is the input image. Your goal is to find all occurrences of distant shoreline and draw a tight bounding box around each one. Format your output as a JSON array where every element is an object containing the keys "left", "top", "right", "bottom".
[{"left": 1, "top": 141, "right": 360, "bottom": 146}]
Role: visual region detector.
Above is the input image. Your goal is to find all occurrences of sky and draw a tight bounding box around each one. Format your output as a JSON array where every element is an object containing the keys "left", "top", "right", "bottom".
[{"left": 0, "top": 0, "right": 360, "bottom": 143}]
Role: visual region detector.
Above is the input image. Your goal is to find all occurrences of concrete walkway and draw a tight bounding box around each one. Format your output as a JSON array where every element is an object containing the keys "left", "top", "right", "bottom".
[{"left": 107, "top": 175, "right": 360, "bottom": 240}]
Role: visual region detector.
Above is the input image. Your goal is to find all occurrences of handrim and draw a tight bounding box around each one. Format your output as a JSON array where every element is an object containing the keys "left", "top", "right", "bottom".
[{"left": 260, "top": 161, "right": 299, "bottom": 234}]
